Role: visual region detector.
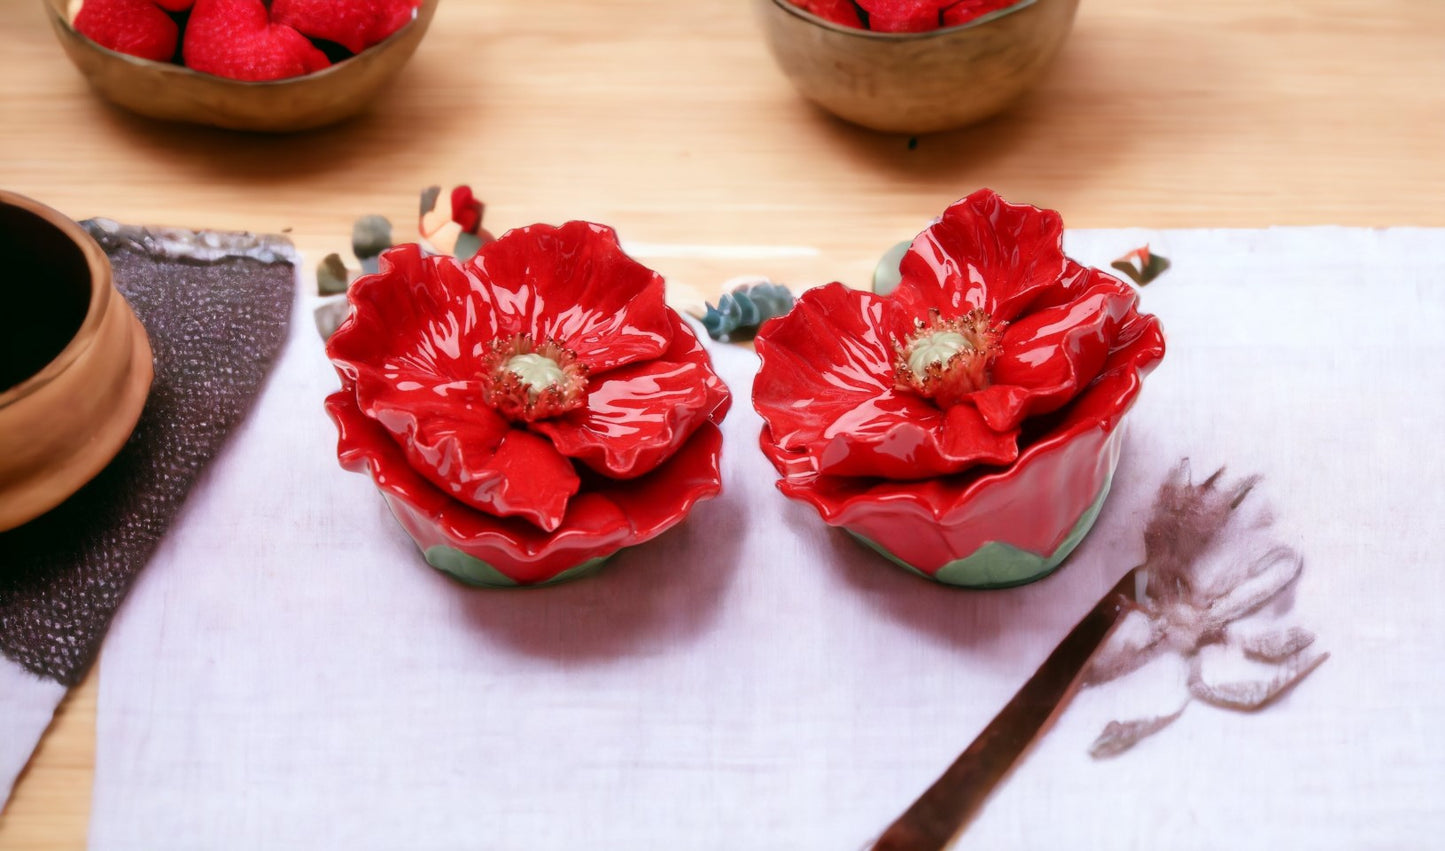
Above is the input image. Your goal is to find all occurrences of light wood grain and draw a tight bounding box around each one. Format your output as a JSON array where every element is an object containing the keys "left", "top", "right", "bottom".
[{"left": 1, "top": 0, "right": 1442, "bottom": 846}]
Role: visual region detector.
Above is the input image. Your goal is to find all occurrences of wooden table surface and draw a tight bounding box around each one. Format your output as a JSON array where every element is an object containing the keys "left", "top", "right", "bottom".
[{"left": 1, "top": 0, "right": 1441, "bottom": 846}]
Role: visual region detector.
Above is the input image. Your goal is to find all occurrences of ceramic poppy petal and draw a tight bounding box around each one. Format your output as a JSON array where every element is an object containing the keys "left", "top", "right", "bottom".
[
  {"left": 534, "top": 313, "right": 730, "bottom": 479},
  {"left": 461, "top": 221, "right": 674, "bottom": 375},
  {"left": 328, "top": 244, "right": 499, "bottom": 385},
  {"left": 754, "top": 282, "right": 1020, "bottom": 479},
  {"left": 766, "top": 358, "right": 1153, "bottom": 572},
  {"left": 327, "top": 390, "right": 722, "bottom": 585},
  {"left": 973, "top": 272, "right": 1142, "bottom": 431},
  {"left": 812, "top": 391, "right": 1020, "bottom": 478},
  {"left": 587, "top": 422, "right": 725, "bottom": 542},
  {"left": 351, "top": 370, "right": 581, "bottom": 530},
  {"left": 753, "top": 282, "right": 903, "bottom": 448},
  {"left": 892, "top": 189, "right": 1069, "bottom": 323},
  {"left": 468, "top": 429, "right": 582, "bottom": 532}
]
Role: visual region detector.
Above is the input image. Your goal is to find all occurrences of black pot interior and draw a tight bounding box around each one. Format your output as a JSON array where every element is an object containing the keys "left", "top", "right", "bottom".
[{"left": 0, "top": 204, "right": 92, "bottom": 393}]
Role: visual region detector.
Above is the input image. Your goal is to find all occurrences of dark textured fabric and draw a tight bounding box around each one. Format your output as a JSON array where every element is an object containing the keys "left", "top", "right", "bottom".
[{"left": 0, "top": 226, "right": 293, "bottom": 686}]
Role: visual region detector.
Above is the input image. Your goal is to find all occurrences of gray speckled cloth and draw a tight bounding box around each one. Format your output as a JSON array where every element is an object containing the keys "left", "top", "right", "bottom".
[{"left": 0, "top": 221, "right": 294, "bottom": 687}]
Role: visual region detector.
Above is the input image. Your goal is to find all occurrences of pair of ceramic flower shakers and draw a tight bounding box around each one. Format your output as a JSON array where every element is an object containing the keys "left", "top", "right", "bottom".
[{"left": 325, "top": 189, "right": 1165, "bottom": 589}]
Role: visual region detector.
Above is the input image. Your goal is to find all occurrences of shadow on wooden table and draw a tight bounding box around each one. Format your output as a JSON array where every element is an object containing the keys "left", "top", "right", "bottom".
[
  {"left": 81, "top": 65, "right": 473, "bottom": 187},
  {"left": 792, "top": 14, "right": 1233, "bottom": 193}
]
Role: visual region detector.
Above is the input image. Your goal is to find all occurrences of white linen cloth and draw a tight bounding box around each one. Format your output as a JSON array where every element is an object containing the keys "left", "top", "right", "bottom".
[
  {"left": 0, "top": 661, "right": 65, "bottom": 804},
  {"left": 89, "top": 228, "right": 1445, "bottom": 849}
]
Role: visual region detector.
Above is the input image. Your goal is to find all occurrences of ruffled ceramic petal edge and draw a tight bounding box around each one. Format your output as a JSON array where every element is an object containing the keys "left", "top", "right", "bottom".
[
  {"left": 326, "top": 227, "right": 694, "bottom": 527},
  {"left": 753, "top": 282, "right": 1019, "bottom": 480},
  {"left": 461, "top": 221, "right": 675, "bottom": 376},
  {"left": 327, "top": 243, "right": 484, "bottom": 386},
  {"left": 890, "top": 189, "right": 1069, "bottom": 325},
  {"left": 349, "top": 370, "right": 582, "bottom": 531},
  {"left": 328, "top": 223, "right": 676, "bottom": 391},
  {"left": 533, "top": 311, "right": 731, "bottom": 479},
  {"left": 327, "top": 390, "right": 724, "bottom": 585},
  {"left": 763, "top": 310, "right": 1164, "bottom": 567},
  {"left": 970, "top": 264, "right": 1147, "bottom": 432}
]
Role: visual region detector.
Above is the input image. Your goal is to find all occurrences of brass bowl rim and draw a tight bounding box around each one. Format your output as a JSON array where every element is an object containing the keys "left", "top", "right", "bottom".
[
  {"left": 0, "top": 190, "right": 113, "bottom": 411},
  {"left": 766, "top": 0, "right": 1039, "bottom": 40},
  {"left": 42, "top": 0, "right": 435, "bottom": 88}
]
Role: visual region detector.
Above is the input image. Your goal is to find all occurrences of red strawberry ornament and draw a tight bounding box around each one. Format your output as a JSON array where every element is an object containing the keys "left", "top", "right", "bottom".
[
  {"left": 857, "top": 0, "right": 951, "bottom": 32},
  {"left": 786, "top": 0, "right": 865, "bottom": 27},
  {"left": 72, "top": 0, "right": 179, "bottom": 63},
  {"left": 270, "top": 0, "right": 422, "bottom": 55},
  {"left": 942, "top": 0, "right": 1016, "bottom": 26},
  {"left": 182, "top": 0, "right": 331, "bottom": 82}
]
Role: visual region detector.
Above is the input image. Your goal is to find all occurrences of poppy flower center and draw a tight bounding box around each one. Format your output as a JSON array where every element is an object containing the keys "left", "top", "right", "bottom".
[
  {"left": 894, "top": 307, "right": 1004, "bottom": 408},
  {"left": 504, "top": 353, "right": 568, "bottom": 396},
  {"left": 481, "top": 334, "right": 588, "bottom": 422}
]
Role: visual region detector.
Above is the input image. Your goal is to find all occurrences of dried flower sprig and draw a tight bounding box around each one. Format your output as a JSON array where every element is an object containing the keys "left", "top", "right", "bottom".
[{"left": 1083, "top": 460, "right": 1328, "bottom": 758}]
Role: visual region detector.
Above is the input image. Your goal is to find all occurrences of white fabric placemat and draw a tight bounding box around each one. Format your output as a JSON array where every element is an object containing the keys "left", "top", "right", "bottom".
[
  {"left": 0, "top": 661, "right": 65, "bottom": 804},
  {"left": 89, "top": 228, "right": 1445, "bottom": 849}
]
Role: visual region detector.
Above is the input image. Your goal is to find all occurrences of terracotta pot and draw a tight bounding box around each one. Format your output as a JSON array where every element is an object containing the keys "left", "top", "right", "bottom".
[
  {"left": 41, "top": 0, "right": 439, "bottom": 133},
  {"left": 756, "top": 0, "right": 1079, "bottom": 134},
  {"left": 0, "top": 191, "right": 152, "bottom": 532}
]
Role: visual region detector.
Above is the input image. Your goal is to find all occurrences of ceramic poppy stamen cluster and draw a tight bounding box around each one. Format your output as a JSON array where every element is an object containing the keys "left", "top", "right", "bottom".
[
  {"left": 752, "top": 189, "right": 1166, "bottom": 587},
  {"left": 325, "top": 221, "right": 731, "bottom": 587}
]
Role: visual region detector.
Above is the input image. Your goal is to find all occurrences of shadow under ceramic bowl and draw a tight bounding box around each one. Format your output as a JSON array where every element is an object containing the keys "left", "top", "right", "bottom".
[
  {"left": 756, "top": 0, "right": 1079, "bottom": 134},
  {"left": 41, "top": 0, "right": 439, "bottom": 132},
  {"left": 0, "top": 190, "right": 152, "bottom": 532}
]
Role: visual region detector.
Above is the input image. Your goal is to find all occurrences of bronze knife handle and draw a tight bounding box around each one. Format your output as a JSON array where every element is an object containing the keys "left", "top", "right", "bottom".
[{"left": 872, "top": 570, "right": 1137, "bottom": 851}]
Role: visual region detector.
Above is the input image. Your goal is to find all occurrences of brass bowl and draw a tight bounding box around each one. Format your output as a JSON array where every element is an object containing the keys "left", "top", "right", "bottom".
[
  {"left": 756, "top": 0, "right": 1079, "bottom": 134},
  {"left": 0, "top": 191, "right": 153, "bottom": 532},
  {"left": 41, "top": 0, "right": 439, "bottom": 133}
]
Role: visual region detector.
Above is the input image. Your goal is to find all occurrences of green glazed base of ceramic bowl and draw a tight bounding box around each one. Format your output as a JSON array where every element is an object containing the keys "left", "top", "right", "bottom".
[
  {"left": 849, "top": 473, "right": 1113, "bottom": 589},
  {"left": 423, "top": 546, "right": 613, "bottom": 588}
]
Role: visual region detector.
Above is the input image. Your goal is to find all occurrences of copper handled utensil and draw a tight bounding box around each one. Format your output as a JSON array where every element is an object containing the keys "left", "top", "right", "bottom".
[{"left": 871, "top": 567, "right": 1142, "bottom": 851}]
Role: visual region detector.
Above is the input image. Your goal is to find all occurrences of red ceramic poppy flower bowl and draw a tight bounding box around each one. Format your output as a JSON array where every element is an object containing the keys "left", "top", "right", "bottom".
[
  {"left": 326, "top": 222, "right": 731, "bottom": 587},
  {"left": 752, "top": 189, "right": 1165, "bottom": 587}
]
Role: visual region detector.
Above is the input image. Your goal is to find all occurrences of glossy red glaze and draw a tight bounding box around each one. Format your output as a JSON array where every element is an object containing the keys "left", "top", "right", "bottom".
[
  {"left": 752, "top": 190, "right": 1165, "bottom": 574},
  {"left": 329, "top": 391, "right": 725, "bottom": 584},
  {"left": 326, "top": 222, "right": 730, "bottom": 583},
  {"left": 755, "top": 189, "right": 1159, "bottom": 482}
]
